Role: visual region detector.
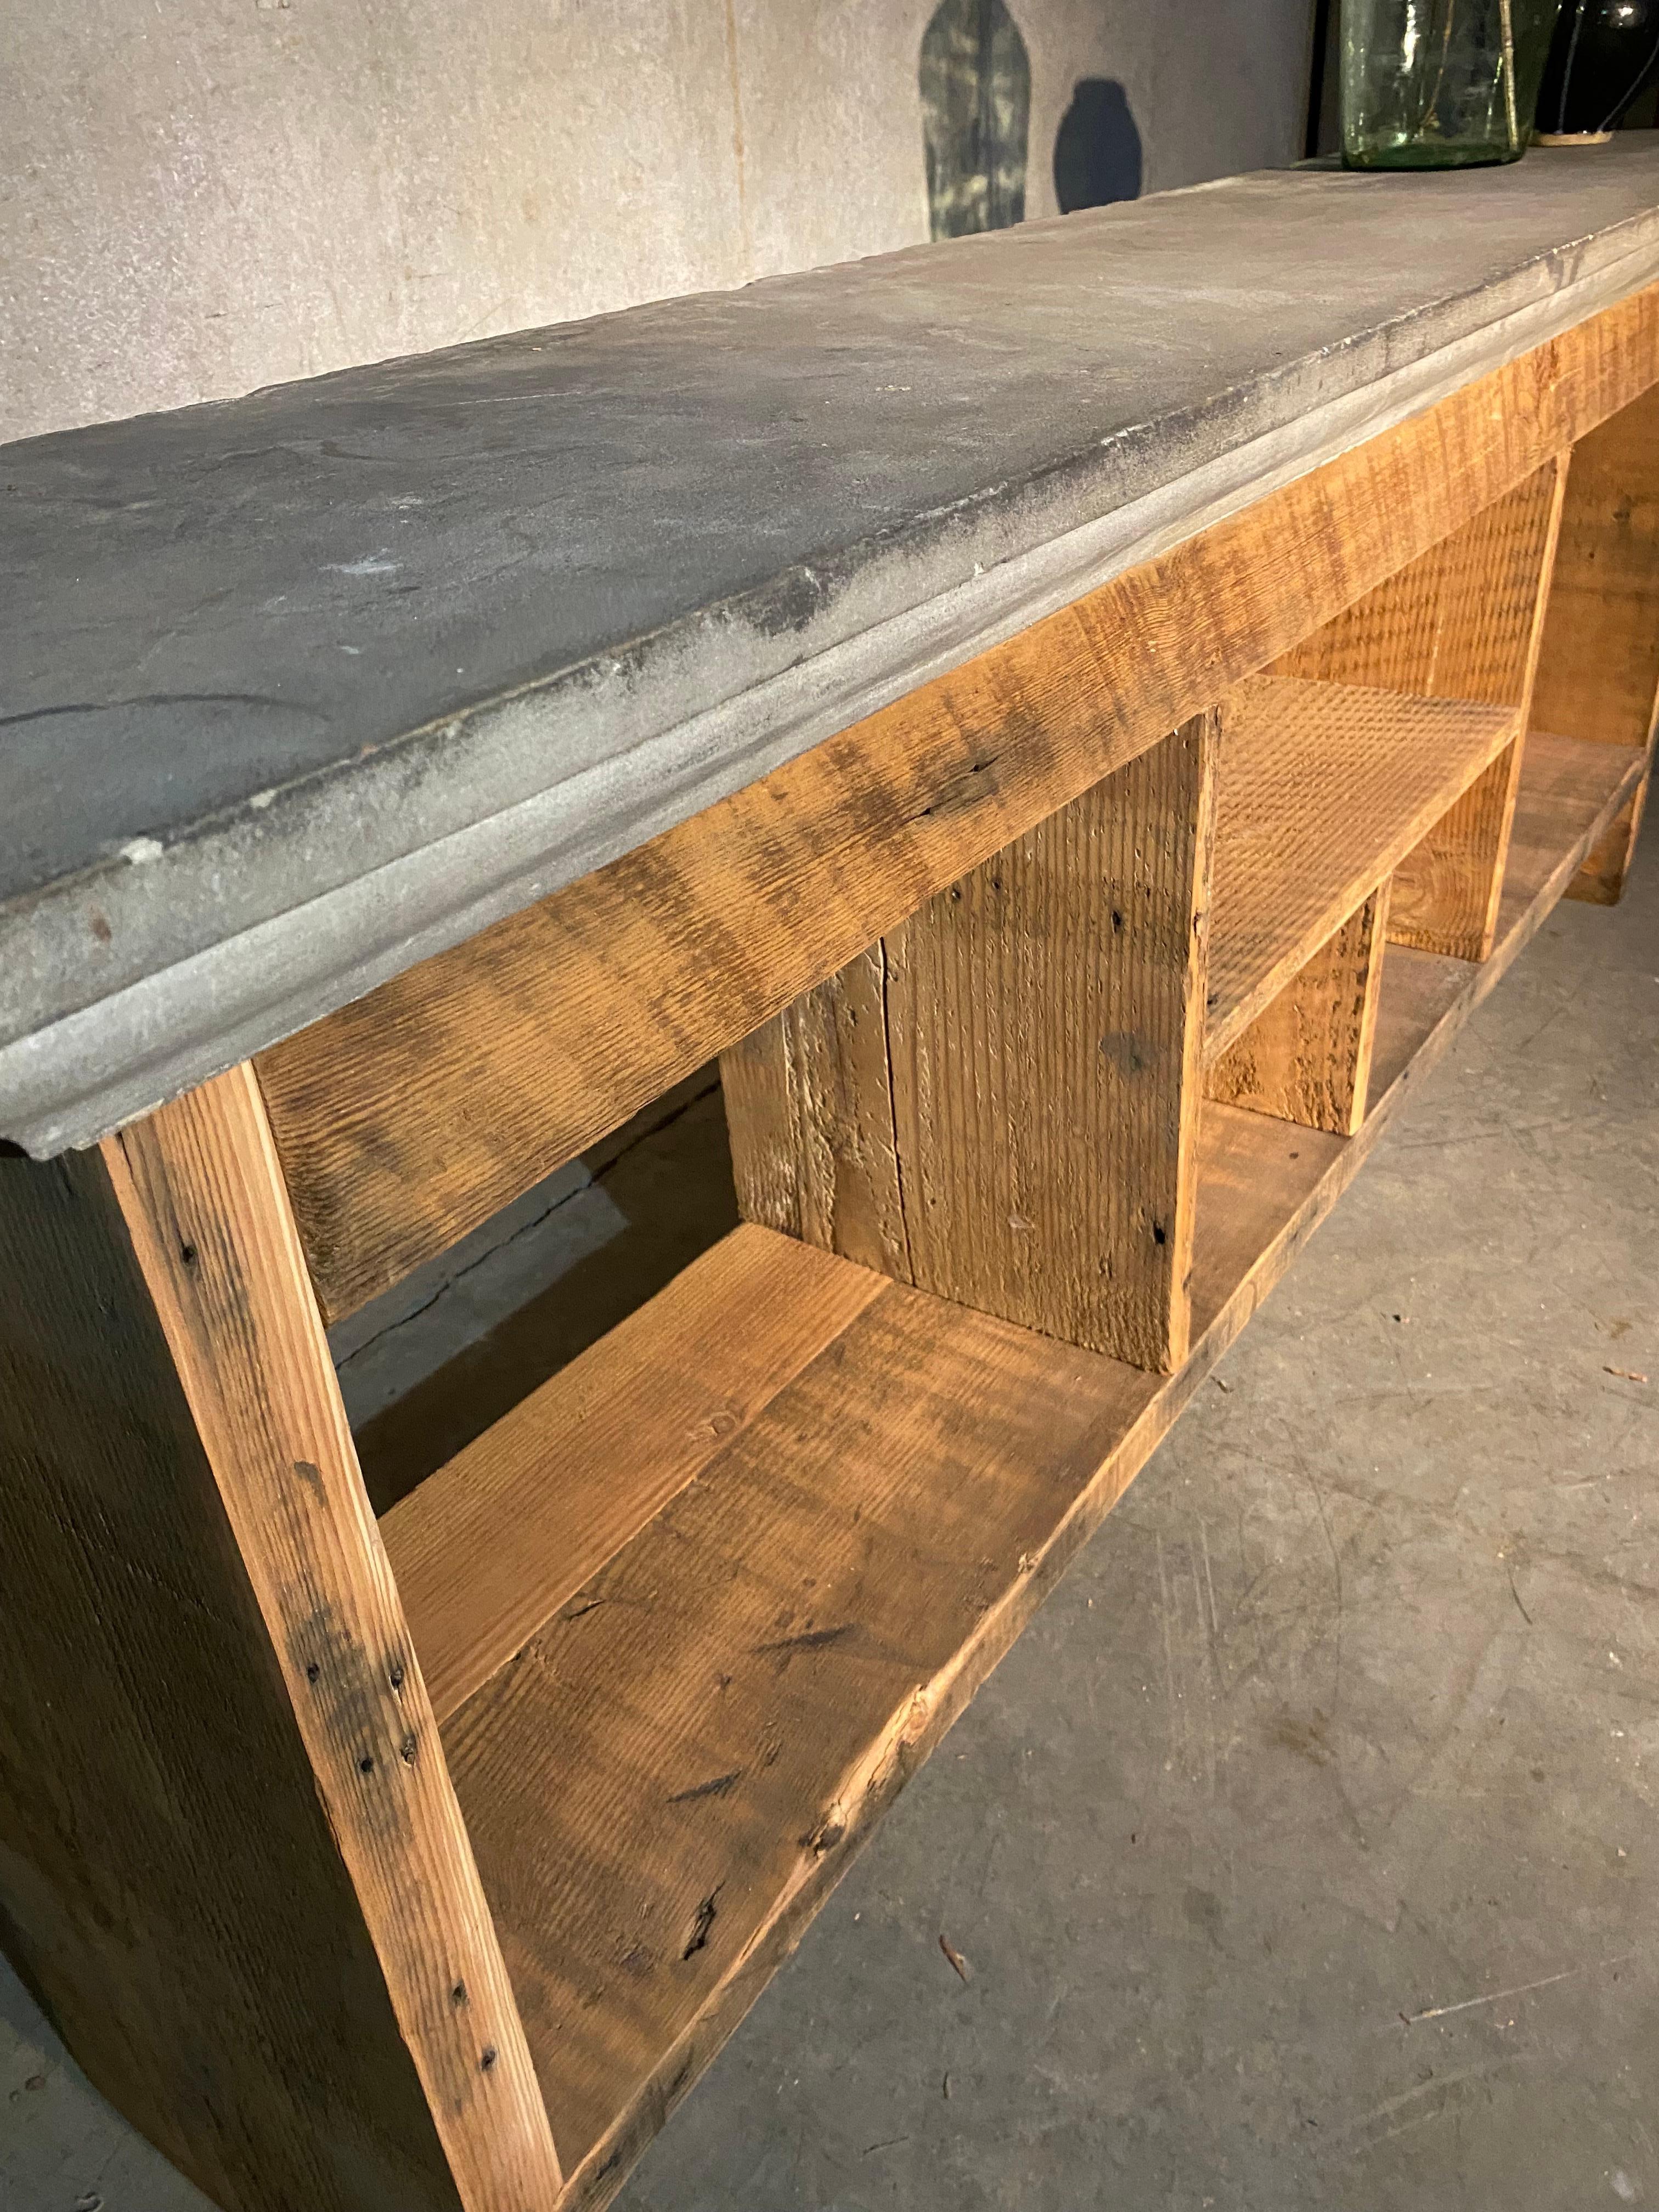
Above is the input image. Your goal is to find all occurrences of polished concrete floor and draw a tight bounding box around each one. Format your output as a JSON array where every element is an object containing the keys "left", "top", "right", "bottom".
[{"left": 3, "top": 827, "right": 1656, "bottom": 2212}]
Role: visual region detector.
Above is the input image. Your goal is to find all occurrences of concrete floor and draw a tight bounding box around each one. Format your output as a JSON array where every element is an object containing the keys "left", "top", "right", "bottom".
[{"left": 3, "top": 825, "right": 1656, "bottom": 2211}]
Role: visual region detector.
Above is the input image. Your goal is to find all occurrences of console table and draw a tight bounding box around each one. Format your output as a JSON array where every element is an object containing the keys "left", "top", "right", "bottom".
[{"left": 3, "top": 148, "right": 1657, "bottom": 2212}]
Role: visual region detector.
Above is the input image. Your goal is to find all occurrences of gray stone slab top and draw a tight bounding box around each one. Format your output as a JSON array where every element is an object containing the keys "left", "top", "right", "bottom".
[{"left": 5, "top": 145, "right": 1659, "bottom": 1153}]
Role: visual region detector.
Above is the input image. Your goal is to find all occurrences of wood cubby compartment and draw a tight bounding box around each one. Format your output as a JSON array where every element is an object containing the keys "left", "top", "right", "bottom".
[{"left": 1202, "top": 674, "right": 1521, "bottom": 1058}]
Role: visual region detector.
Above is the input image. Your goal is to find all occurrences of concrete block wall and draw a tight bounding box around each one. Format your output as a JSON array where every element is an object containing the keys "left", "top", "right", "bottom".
[{"left": 2, "top": 0, "right": 1314, "bottom": 444}]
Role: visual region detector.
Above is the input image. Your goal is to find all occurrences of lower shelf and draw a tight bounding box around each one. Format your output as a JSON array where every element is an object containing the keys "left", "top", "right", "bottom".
[{"left": 383, "top": 725, "right": 1646, "bottom": 2211}]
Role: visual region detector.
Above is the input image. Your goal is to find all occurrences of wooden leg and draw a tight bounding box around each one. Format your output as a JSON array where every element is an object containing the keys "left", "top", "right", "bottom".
[
  {"left": 0, "top": 1067, "right": 563, "bottom": 2212},
  {"left": 1567, "top": 774, "right": 1650, "bottom": 905},
  {"left": 1532, "top": 383, "right": 1659, "bottom": 908},
  {"left": 1206, "top": 881, "right": 1390, "bottom": 1137},
  {"left": 723, "top": 714, "right": 1217, "bottom": 1372},
  {"left": 1277, "top": 457, "right": 1568, "bottom": 958}
]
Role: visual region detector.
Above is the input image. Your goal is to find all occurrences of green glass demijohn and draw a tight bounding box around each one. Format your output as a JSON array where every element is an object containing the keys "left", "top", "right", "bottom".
[{"left": 1342, "top": 0, "right": 1564, "bottom": 166}]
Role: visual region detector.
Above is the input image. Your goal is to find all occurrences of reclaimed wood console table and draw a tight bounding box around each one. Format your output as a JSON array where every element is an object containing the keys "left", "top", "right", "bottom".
[{"left": 4, "top": 150, "right": 1659, "bottom": 2212}]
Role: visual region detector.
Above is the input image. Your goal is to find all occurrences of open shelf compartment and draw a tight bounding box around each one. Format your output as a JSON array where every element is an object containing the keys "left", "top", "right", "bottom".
[{"left": 1205, "top": 674, "right": 1521, "bottom": 1060}]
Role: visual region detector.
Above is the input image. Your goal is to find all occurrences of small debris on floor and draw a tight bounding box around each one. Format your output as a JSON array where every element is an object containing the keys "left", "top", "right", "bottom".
[
  {"left": 1604, "top": 1365, "right": 1648, "bottom": 1383},
  {"left": 939, "top": 1934, "right": 972, "bottom": 1984}
]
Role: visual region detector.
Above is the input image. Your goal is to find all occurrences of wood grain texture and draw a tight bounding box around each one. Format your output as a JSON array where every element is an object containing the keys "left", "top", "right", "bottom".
[
  {"left": 385, "top": 1227, "right": 887, "bottom": 1725},
  {"left": 0, "top": 1146, "right": 464, "bottom": 2212},
  {"left": 100, "top": 1065, "right": 565, "bottom": 2210},
  {"left": 256, "top": 285, "right": 1659, "bottom": 1328},
  {"left": 1205, "top": 882, "right": 1391, "bottom": 1136},
  {"left": 1385, "top": 737, "right": 1523, "bottom": 961},
  {"left": 421, "top": 731, "right": 1643, "bottom": 2212},
  {"left": 443, "top": 1258, "right": 1165, "bottom": 2185},
  {"left": 718, "top": 950, "right": 910, "bottom": 1280},
  {"left": 1533, "top": 382, "right": 1659, "bottom": 752},
  {"left": 1275, "top": 457, "right": 1566, "bottom": 704},
  {"left": 1569, "top": 778, "right": 1651, "bottom": 904},
  {"left": 1278, "top": 458, "right": 1568, "bottom": 961},
  {"left": 723, "top": 719, "right": 1216, "bottom": 1372},
  {"left": 1532, "top": 383, "right": 1659, "bottom": 905},
  {"left": 1204, "top": 677, "right": 1517, "bottom": 1057}
]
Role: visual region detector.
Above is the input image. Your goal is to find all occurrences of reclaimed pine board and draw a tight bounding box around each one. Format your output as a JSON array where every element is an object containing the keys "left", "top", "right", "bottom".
[
  {"left": 382, "top": 1228, "right": 887, "bottom": 1727},
  {"left": 1204, "top": 677, "right": 1517, "bottom": 1058},
  {"left": 254, "top": 285, "right": 1659, "bottom": 1330},
  {"left": 721, "top": 717, "right": 1215, "bottom": 1372},
  {"left": 1534, "top": 383, "right": 1659, "bottom": 753},
  {"left": 1205, "top": 881, "right": 1391, "bottom": 1136},
  {"left": 0, "top": 1161, "right": 464, "bottom": 2212},
  {"left": 1573, "top": 777, "right": 1654, "bottom": 903},
  {"left": 1533, "top": 383, "right": 1659, "bottom": 906},
  {"left": 99, "top": 1066, "right": 565, "bottom": 2209}
]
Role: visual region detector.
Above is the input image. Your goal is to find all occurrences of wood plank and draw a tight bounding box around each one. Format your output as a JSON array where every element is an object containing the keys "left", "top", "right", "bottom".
[
  {"left": 1278, "top": 457, "right": 1568, "bottom": 962},
  {"left": 0, "top": 1146, "right": 465, "bottom": 2212},
  {"left": 383, "top": 1227, "right": 887, "bottom": 1726},
  {"left": 255, "top": 286, "right": 1659, "bottom": 1329},
  {"left": 99, "top": 1066, "right": 565, "bottom": 2210},
  {"left": 1532, "top": 382, "right": 1659, "bottom": 905},
  {"left": 718, "top": 950, "right": 910, "bottom": 1282},
  {"left": 1533, "top": 382, "right": 1659, "bottom": 753},
  {"left": 398, "top": 731, "right": 1641, "bottom": 2212},
  {"left": 442, "top": 1256, "right": 1163, "bottom": 2182},
  {"left": 1571, "top": 778, "right": 1652, "bottom": 904},
  {"left": 1205, "top": 882, "right": 1391, "bottom": 1136},
  {"left": 1204, "top": 677, "right": 1517, "bottom": 1057},
  {"left": 1387, "top": 737, "right": 1525, "bottom": 961},
  {"left": 1275, "top": 457, "right": 1566, "bottom": 702},
  {"left": 723, "top": 719, "right": 1215, "bottom": 1372}
]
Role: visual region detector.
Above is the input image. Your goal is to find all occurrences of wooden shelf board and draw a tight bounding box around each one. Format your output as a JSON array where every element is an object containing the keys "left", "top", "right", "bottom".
[
  {"left": 1204, "top": 676, "right": 1520, "bottom": 1062},
  {"left": 383, "top": 726, "right": 1641, "bottom": 2212}
]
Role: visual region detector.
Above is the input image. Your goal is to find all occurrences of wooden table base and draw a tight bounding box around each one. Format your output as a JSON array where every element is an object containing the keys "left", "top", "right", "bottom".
[{"left": 3, "top": 303, "right": 1656, "bottom": 2212}]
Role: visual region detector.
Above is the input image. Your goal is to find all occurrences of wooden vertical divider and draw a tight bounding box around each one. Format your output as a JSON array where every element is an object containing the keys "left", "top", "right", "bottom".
[
  {"left": 1205, "top": 880, "right": 1392, "bottom": 1136},
  {"left": 722, "top": 713, "right": 1217, "bottom": 1373},
  {"left": 1531, "top": 382, "right": 1659, "bottom": 906},
  {"left": 1276, "top": 456, "right": 1568, "bottom": 960},
  {"left": 0, "top": 1068, "right": 565, "bottom": 2212}
]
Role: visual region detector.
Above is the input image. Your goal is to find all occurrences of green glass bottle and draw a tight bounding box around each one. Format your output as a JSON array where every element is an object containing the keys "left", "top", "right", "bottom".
[{"left": 1342, "top": 0, "right": 1562, "bottom": 167}]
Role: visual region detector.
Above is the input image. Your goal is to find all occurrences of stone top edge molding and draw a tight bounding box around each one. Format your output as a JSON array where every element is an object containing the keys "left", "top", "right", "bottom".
[{"left": 5, "top": 145, "right": 1659, "bottom": 1155}]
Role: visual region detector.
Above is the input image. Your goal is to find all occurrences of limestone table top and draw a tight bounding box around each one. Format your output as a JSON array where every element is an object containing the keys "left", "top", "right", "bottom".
[{"left": 5, "top": 143, "right": 1659, "bottom": 1152}]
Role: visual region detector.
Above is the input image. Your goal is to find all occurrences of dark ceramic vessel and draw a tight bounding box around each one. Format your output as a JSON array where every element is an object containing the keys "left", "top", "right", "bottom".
[{"left": 1536, "top": 0, "right": 1659, "bottom": 138}]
